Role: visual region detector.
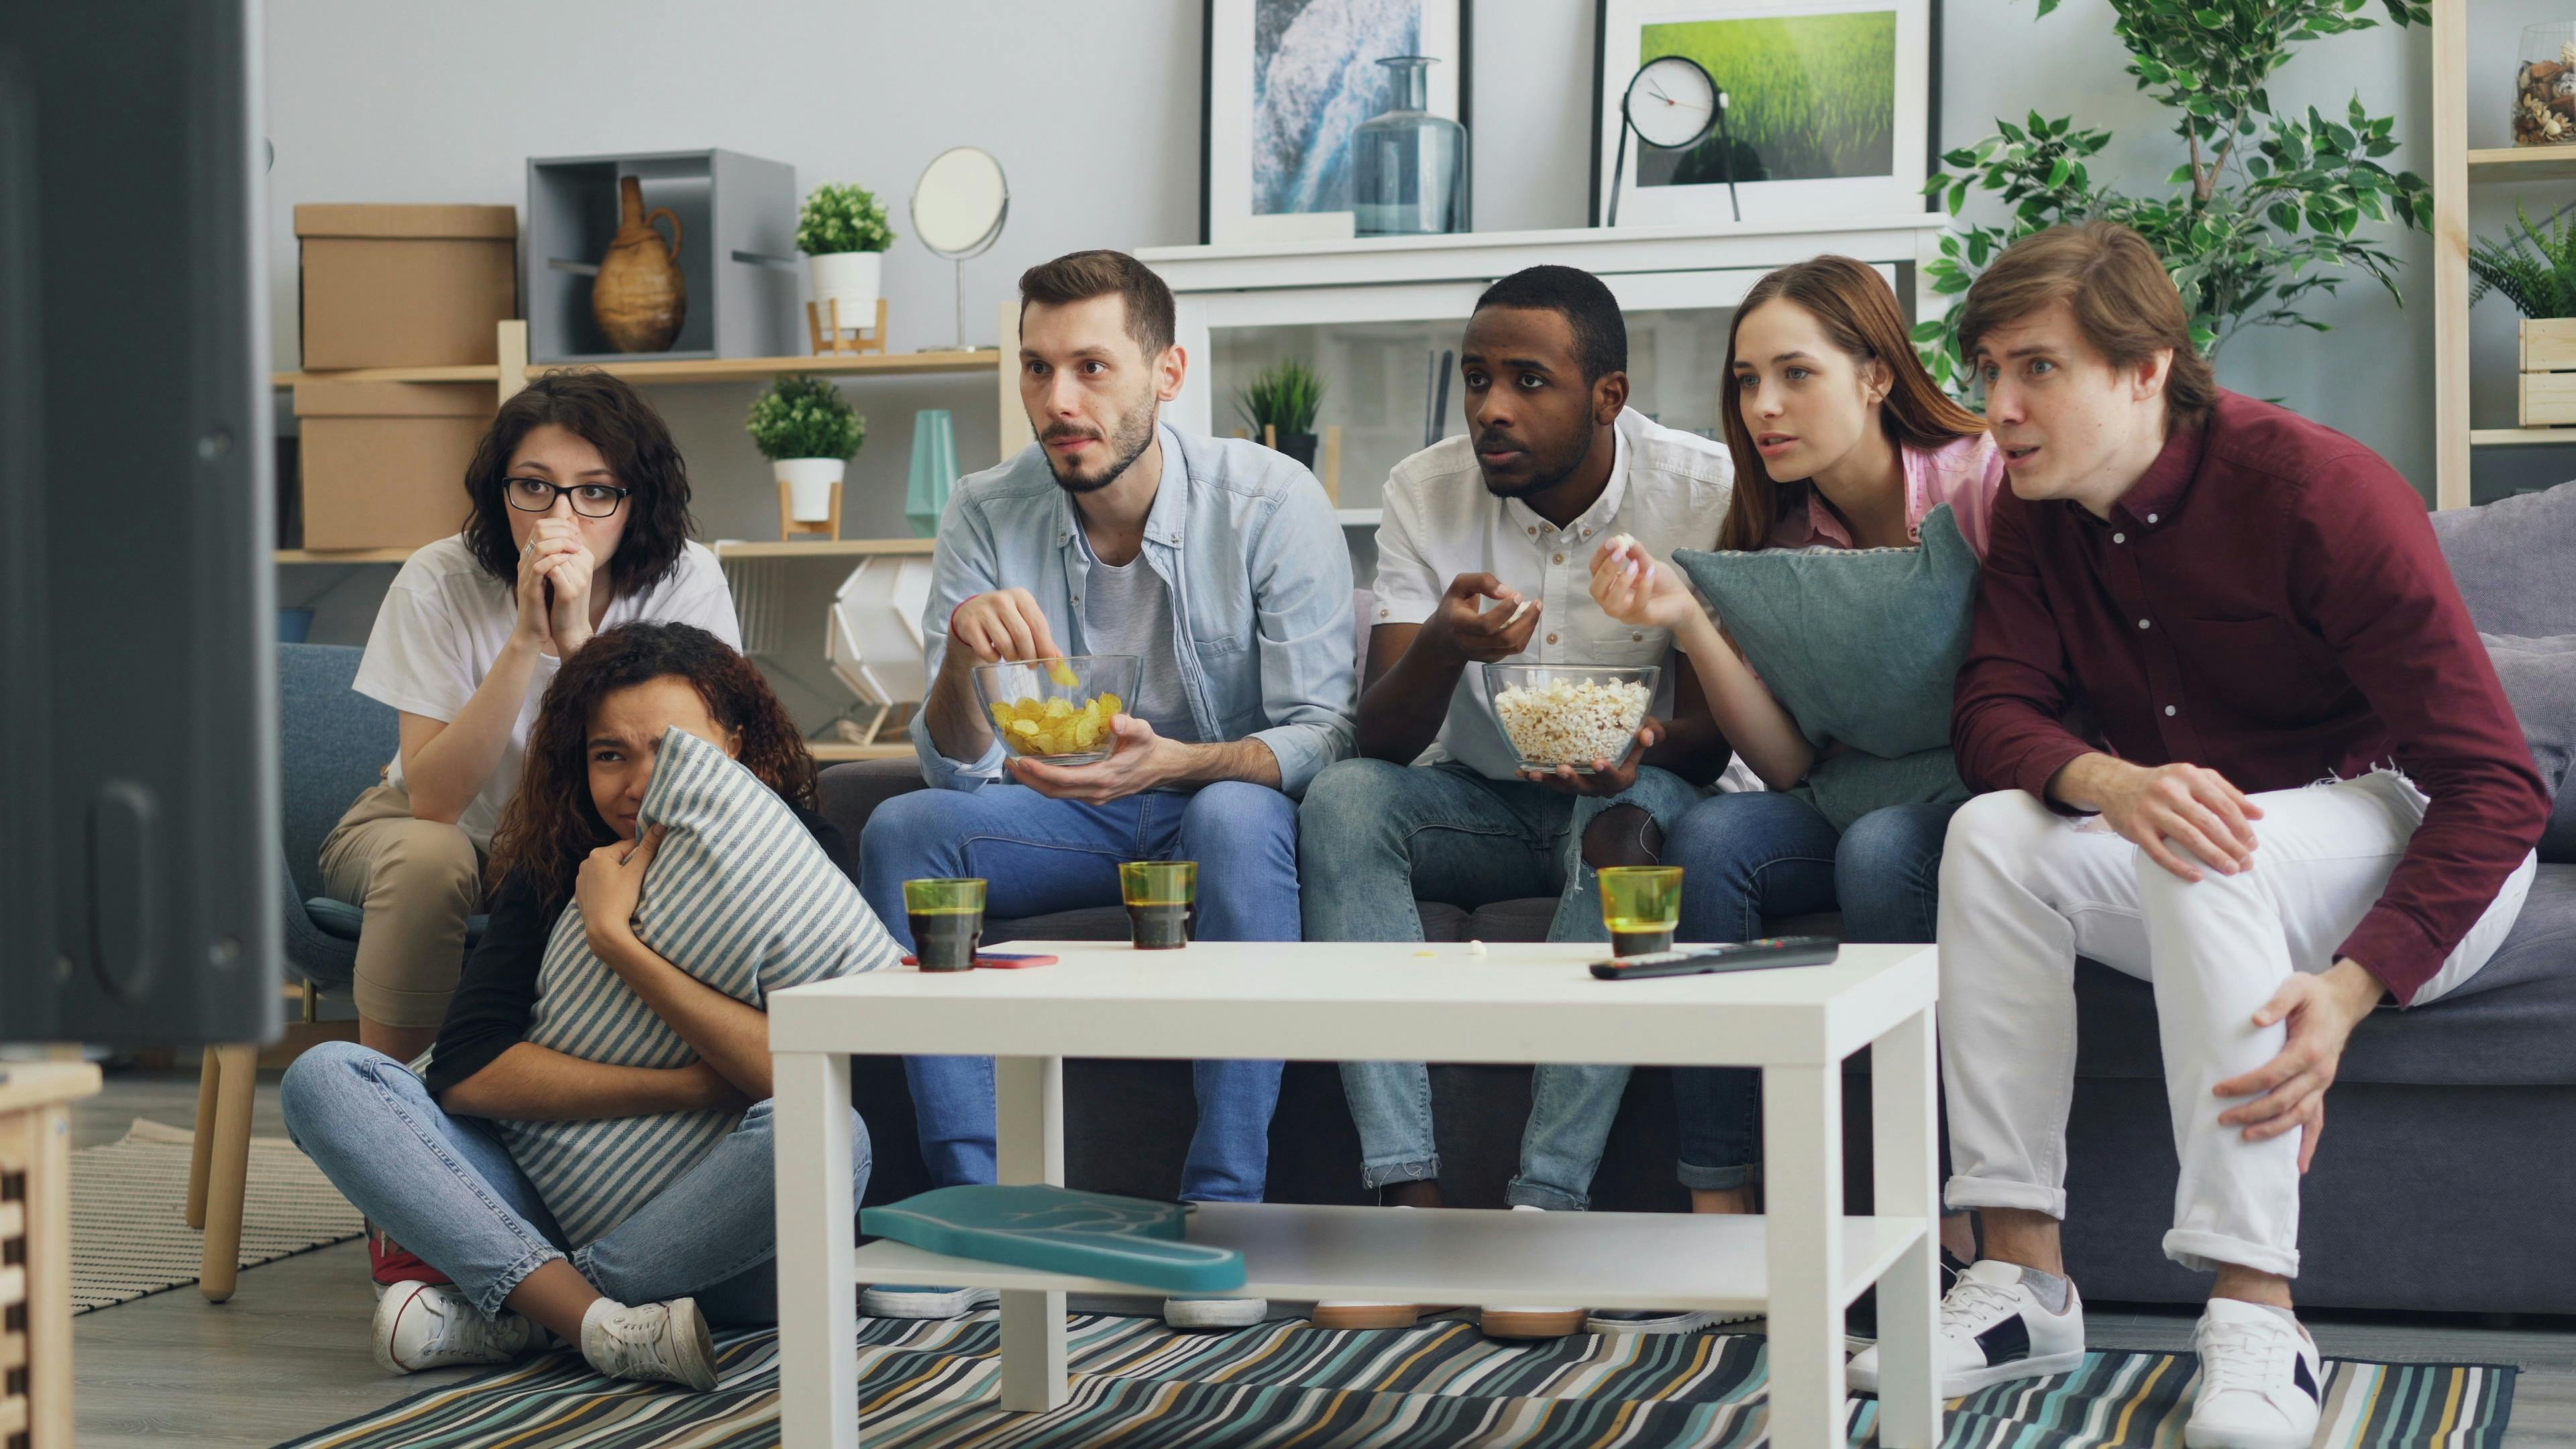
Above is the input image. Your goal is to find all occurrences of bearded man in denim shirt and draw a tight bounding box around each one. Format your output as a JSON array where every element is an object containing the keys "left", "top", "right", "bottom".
[{"left": 857, "top": 250, "right": 1355, "bottom": 1332}]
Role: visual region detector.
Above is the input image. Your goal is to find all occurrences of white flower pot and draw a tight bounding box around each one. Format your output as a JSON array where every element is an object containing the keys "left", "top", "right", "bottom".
[
  {"left": 807, "top": 251, "right": 882, "bottom": 331},
  {"left": 773, "top": 457, "right": 845, "bottom": 521}
]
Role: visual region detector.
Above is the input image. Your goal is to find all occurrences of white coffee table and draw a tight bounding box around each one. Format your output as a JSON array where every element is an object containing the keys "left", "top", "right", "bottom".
[{"left": 769, "top": 940, "right": 1941, "bottom": 1448}]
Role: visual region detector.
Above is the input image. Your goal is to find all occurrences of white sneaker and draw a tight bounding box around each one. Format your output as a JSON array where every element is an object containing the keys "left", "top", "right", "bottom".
[
  {"left": 1164, "top": 1296, "right": 1269, "bottom": 1330},
  {"left": 2184, "top": 1298, "right": 2323, "bottom": 1449},
  {"left": 859, "top": 1284, "right": 1001, "bottom": 1318},
  {"left": 371, "top": 1280, "right": 533, "bottom": 1375},
  {"left": 1849, "top": 1259, "right": 2084, "bottom": 1396},
  {"left": 580, "top": 1296, "right": 718, "bottom": 1392},
  {"left": 1481, "top": 1205, "right": 1586, "bottom": 1340}
]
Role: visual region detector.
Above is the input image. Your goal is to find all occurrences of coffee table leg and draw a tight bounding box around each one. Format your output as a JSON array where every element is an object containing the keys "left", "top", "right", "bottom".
[
  {"left": 1763, "top": 1062, "right": 1847, "bottom": 1448},
  {"left": 995, "top": 1055, "right": 1067, "bottom": 1413},
  {"left": 775, "top": 1050, "right": 860, "bottom": 1449},
  {"left": 1870, "top": 1006, "right": 1943, "bottom": 1447}
]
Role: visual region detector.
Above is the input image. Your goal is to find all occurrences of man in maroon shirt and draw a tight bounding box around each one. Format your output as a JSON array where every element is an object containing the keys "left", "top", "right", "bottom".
[{"left": 1846, "top": 222, "right": 2546, "bottom": 1449}]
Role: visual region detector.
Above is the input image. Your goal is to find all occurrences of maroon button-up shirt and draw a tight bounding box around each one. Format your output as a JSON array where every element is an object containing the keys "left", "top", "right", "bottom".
[{"left": 1952, "top": 390, "right": 2546, "bottom": 1003}]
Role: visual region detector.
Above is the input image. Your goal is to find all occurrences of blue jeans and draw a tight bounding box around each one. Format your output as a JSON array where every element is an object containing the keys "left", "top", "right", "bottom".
[
  {"left": 280, "top": 1040, "right": 869, "bottom": 1324},
  {"left": 1299, "top": 758, "right": 1705, "bottom": 1210},
  {"left": 859, "top": 780, "right": 1297, "bottom": 1203},
  {"left": 1662, "top": 791, "right": 1957, "bottom": 1189}
]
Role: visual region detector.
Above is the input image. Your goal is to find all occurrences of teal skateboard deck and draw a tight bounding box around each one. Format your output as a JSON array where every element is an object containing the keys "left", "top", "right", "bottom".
[{"left": 860, "top": 1185, "right": 1248, "bottom": 1294}]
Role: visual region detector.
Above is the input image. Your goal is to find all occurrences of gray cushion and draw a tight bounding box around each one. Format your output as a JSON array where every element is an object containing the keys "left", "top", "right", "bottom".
[
  {"left": 2429, "top": 481, "right": 2576, "bottom": 639},
  {"left": 508, "top": 728, "right": 902, "bottom": 1245},
  {"left": 1674, "top": 505, "right": 1978, "bottom": 759},
  {"left": 2485, "top": 633, "right": 2576, "bottom": 861},
  {"left": 1674, "top": 506, "right": 1976, "bottom": 829}
]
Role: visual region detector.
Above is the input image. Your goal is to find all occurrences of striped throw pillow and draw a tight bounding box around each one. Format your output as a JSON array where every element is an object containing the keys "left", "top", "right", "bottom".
[{"left": 502, "top": 727, "right": 898, "bottom": 1246}]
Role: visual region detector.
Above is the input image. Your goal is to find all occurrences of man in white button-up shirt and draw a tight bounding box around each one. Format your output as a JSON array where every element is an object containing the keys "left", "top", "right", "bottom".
[{"left": 1299, "top": 266, "right": 1741, "bottom": 1340}]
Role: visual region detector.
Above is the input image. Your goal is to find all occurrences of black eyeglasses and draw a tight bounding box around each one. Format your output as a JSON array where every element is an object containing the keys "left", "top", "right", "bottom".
[{"left": 504, "top": 477, "right": 630, "bottom": 518}]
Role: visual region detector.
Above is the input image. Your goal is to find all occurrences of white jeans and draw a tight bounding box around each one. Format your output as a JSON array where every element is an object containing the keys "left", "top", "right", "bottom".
[{"left": 1937, "top": 771, "right": 2536, "bottom": 1278}]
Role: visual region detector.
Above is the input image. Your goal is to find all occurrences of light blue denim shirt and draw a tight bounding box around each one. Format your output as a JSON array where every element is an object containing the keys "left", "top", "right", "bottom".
[{"left": 910, "top": 423, "right": 1357, "bottom": 797}]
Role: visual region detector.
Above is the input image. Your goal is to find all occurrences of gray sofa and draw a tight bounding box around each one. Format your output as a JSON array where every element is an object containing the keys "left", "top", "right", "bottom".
[{"left": 826, "top": 482, "right": 2576, "bottom": 1315}]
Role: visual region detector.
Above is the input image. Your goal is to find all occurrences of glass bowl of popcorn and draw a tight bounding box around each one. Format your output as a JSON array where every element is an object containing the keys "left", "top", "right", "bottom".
[
  {"left": 971, "top": 654, "right": 1142, "bottom": 767},
  {"left": 1483, "top": 663, "right": 1661, "bottom": 773}
]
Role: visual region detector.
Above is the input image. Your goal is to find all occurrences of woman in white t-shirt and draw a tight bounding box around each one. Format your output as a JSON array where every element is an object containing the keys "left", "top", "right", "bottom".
[{"left": 325, "top": 372, "right": 740, "bottom": 1066}]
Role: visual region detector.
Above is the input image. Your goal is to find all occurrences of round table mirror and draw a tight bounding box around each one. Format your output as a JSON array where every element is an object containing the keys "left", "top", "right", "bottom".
[{"left": 912, "top": 148, "right": 1008, "bottom": 348}]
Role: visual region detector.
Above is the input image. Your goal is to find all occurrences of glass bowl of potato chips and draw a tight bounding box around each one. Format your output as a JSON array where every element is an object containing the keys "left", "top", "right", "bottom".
[{"left": 971, "top": 654, "right": 1142, "bottom": 767}]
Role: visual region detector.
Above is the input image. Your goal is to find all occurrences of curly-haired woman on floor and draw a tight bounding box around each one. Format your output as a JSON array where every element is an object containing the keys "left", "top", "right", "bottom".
[{"left": 283, "top": 623, "right": 883, "bottom": 1391}]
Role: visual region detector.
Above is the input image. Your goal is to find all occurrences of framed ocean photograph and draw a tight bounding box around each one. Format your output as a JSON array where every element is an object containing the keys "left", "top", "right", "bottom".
[
  {"left": 1201, "top": 0, "right": 1470, "bottom": 245},
  {"left": 1589, "top": 0, "right": 1934, "bottom": 228}
]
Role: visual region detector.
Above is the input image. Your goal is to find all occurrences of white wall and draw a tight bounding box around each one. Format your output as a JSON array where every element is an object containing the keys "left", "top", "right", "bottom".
[{"left": 264, "top": 0, "right": 2554, "bottom": 716}]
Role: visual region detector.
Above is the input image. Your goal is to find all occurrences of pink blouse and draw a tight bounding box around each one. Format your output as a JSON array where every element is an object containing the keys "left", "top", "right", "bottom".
[{"left": 1766, "top": 432, "right": 2004, "bottom": 561}]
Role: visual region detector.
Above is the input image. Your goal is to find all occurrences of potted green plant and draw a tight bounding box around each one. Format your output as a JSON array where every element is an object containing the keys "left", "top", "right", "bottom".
[
  {"left": 1911, "top": 0, "right": 2433, "bottom": 392},
  {"left": 1237, "top": 359, "right": 1326, "bottom": 469},
  {"left": 2471, "top": 203, "right": 2576, "bottom": 426},
  {"left": 797, "top": 182, "right": 897, "bottom": 333},
  {"left": 747, "top": 375, "right": 866, "bottom": 521}
]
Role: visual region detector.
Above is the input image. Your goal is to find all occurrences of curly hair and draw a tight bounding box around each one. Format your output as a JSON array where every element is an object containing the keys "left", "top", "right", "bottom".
[
  {"left": 459, "top": 371, "right": 699, "bottom": 595},
  {"left": 486, "top": 623, "right": 816, "bottom": 906}
]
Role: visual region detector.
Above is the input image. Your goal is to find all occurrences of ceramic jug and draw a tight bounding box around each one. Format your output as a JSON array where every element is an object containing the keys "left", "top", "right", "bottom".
[{"left": 592, "top": 175, "right": 686, "bottom": 353}]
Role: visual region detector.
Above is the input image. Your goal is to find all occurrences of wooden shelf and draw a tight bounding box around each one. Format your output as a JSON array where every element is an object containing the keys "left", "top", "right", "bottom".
[
  {"left": 714, "top": 537, "right": 936, "bottom": 560},
  {"left": 808, "top": 740, "right": 912, "bottom": 763},
  {"left": 2471, "top": 427, "right": 2576, "bottom": 447},
  {"left": 561, "top": 349, "right": 1002, "bottom": 384},
  {"left": 277, "top": 350, "right": 1000, "bottom": 390},
  {"left": 275, "top": 548, "right": 413, "bottom": 565},
  {"left": 273, "top": 364, "right": 502, "bottom": 388},
  {"left": 2467, "top": 146, "right": 2576, "bottom": 183}
]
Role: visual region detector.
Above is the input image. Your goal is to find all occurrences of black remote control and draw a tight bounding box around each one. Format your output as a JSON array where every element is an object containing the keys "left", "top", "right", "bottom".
[{"left": 1590, "top": 936, "right": 1841, "bottom": 980}]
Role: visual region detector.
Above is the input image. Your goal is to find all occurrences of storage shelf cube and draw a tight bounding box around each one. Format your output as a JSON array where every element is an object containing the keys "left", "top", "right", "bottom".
[{"left": 525, "top": 148, "right": 798, "bottom": 365}]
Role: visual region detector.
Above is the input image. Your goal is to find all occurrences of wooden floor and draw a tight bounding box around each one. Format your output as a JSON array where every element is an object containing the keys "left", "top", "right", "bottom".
[{"left": 60, "top": 1069, "right": 2576, "bottom": 1447}]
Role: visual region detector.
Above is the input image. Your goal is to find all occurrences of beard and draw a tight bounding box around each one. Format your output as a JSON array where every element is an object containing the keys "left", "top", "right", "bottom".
[
  {"left": 1042, "top": 394, "right": 1161, "bottom": 495},
  {"left": 1477, "top": 423, "right": 1597, "bottom": 501}
]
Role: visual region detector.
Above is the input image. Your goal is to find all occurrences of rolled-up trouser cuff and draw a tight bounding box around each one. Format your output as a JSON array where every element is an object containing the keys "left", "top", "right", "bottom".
[
  {"left": 477, "top": 1242, "right": 570, "bottom": 1320},
  {"left": 1676, "top": 1160, "right": 1762, "bottom": 1192},
  {"left": 2164, "top": 1229, "right": 2300, "bottom": 1279},
  {"left": 1360, "top": 1156, "right": 1439, "bottom": 1191},
  {"left": 1944, "top": 1175, "right": 2065, "bottom": 1219},
  {"left": 1503, "top": 1178, "right": 1587, "bottom": 1212}
]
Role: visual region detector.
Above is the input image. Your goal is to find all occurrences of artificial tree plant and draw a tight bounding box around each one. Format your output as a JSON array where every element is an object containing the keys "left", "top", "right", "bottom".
[{"left": 1913, "top": 0, "right": 2433, "bottom": 392}]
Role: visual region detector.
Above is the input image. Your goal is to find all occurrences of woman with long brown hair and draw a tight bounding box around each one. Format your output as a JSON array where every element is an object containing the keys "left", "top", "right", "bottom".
[
  {"left": 281, "top": 623, "right": 878, "bottom": 1391},
  {"left": 1587, "top": 256, "right": 2000, "bottom": 1280}
]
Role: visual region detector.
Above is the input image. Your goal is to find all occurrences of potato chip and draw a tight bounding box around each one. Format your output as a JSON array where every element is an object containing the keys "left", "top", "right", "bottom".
[
  {"left": 1046, "top": 658, "right": 1080, "bottom": 688},
  {"left": 987, "top": 686, "right": 1122, "bottom": 761}
]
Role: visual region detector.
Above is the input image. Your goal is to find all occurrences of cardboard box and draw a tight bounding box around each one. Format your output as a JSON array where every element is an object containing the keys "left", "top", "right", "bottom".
[
  {"left": 294, "top": 204, "right": 517, "bottom": 370},
  {"left": 293, "top": 380, "right": 489, "bottom": 551}
]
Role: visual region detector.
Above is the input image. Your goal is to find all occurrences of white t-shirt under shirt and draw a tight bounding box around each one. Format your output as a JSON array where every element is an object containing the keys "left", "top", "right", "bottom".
[
  {"left": 352, "top": 533, "right": 742, "bottom": 849},
  {"left": 1372, "top": 407, "right": 1755, "bottom": 786},
  {"left": 1072, "top": 527, "right": 1201, "bottom": 745}
]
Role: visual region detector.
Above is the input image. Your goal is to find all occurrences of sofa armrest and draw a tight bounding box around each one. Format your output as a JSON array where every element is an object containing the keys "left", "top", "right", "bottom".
[{"left": 817, "top": 758, "right": 930, "bottom": 849}]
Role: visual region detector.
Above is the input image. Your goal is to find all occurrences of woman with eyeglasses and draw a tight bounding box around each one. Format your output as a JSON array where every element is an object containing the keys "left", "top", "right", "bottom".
[{"left": 323, "top": 371, "right": 739, "bottom": 1163}]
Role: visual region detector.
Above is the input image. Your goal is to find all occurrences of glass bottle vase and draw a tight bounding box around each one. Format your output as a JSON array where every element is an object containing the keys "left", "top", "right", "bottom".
[{"left": 1352, "top": 56, "right": 1470, "bottom": 236}]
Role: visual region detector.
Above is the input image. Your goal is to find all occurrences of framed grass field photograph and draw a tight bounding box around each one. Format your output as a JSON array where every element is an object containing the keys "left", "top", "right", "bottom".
[{"left": 1590, "top": 0, "right": 1933, "bottom": 229}]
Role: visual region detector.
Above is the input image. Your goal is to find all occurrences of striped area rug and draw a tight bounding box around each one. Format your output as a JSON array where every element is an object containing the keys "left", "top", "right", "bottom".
[
  {"left": 279, "top": 1311, "right": 2515, "bottom": 1448},
  {"left": 72, "top": 1117, "right": 364, "bottom": 1312}
]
